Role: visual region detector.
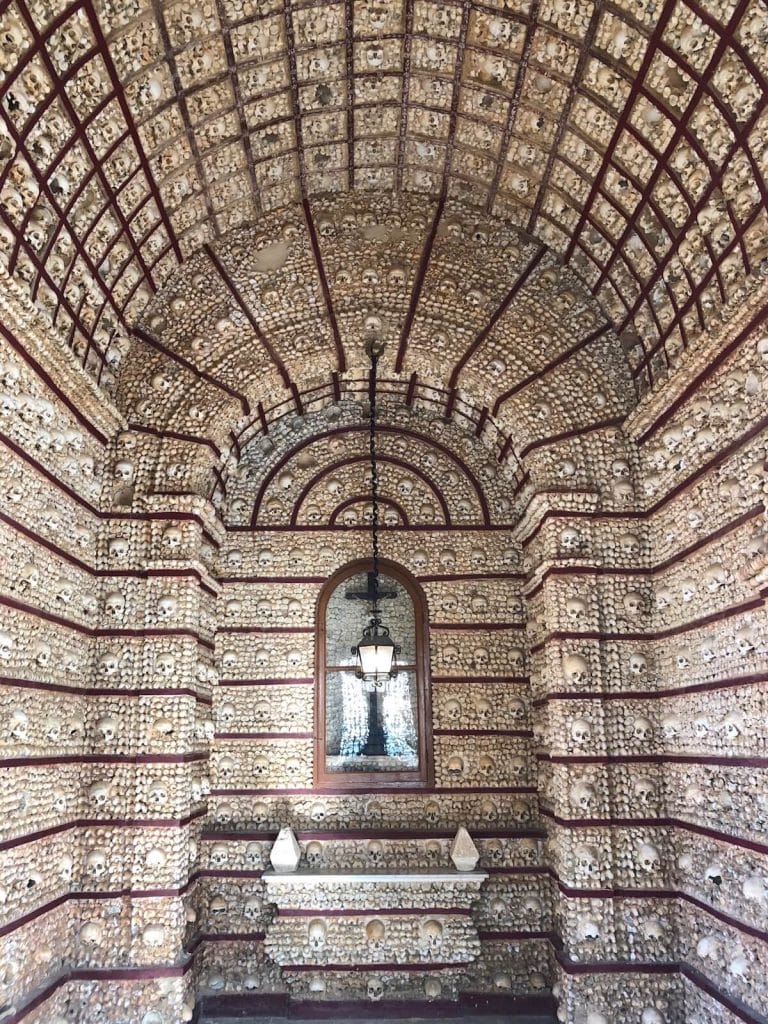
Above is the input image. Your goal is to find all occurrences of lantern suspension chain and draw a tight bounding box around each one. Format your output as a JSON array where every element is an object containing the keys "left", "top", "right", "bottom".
[{"left": 368, "top": 345, "right": 380, "bottom": 610}]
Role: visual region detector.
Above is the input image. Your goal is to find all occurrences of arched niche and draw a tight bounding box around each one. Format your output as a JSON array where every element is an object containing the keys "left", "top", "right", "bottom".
[{"left": 314, "top": 558, "right": 433, "bottom": 791}]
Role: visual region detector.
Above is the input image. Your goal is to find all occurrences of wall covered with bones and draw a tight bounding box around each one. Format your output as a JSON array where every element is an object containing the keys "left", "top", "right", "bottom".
[
  {"left": 0, "top": 188, "right": 766, "bottom": 1024},
  {"left": 1, "top": 0, "right": 768, "bottom": 1014}
]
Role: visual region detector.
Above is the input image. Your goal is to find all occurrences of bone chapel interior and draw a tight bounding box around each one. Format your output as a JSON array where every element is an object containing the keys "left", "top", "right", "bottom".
[{"left": 0, "top": 0, "right": 767, "bottom": 1021}]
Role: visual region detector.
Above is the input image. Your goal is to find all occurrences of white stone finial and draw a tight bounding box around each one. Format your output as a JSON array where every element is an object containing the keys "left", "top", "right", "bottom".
[
  {"left": 450, "top": 827, "right": 479, "bottom": 871},
  {"left": 270, "top": 827, "right": 301, "bottom": 872}
]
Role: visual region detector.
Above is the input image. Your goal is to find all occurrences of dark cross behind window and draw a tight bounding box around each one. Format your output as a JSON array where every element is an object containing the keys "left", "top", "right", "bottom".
[{"left": 345, "top": 572, "right": 397, "bottom": 756}]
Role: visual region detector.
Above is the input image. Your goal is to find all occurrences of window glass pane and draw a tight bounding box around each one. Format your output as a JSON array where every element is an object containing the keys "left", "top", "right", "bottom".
[
  {"left": 323, "top": 571, "right": 419, "bottom": 775},
  {"left": 324, "top": 669, "right": 419, "bottom": 773}
]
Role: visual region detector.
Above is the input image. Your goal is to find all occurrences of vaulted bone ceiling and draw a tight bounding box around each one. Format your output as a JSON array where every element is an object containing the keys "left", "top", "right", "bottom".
[
  {"left": 115, "top": 194, "right": 637, "bottom": 516},
  {"left": 1, "top": 0, "right": 767, "bottom": 403}
]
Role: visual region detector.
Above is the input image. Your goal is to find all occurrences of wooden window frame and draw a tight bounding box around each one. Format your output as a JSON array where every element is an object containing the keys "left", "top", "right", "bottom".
[{"left": 313, "top": 557, "right": 434, "bottom": 791}]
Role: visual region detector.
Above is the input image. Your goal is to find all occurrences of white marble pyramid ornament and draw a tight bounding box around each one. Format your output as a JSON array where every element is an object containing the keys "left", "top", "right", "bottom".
[
  {"left": 270, "top": 827, "right": 302, "bottom": 872},
  {"left": 450, "top": 827, "right": 479, "bottom": 871}
]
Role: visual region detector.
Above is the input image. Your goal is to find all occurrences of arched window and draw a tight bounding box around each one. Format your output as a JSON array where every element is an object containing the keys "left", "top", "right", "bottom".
[{"left": 314, "top": 558, "right": 433, "bottom": 790}]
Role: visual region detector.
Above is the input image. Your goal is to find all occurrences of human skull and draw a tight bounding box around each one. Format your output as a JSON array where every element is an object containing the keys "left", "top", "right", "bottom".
[
  {"left": 152, "top": 715, "right": 174, "bottom": 738},
  {"left": 440, "top": 547, "right": 457, "bottom": 568},
  {"left": 305, "top": 841, "right": 323, "bottom": 868},
  {"left": 506, "top": 697, "right": 525, "bottom": 722},
  {"left": 629, "top": 652, "right": 648, "bottom": 675},
  {"left": 0, "top": 630, "right": 13, "bottom": 660},
  {"left": 742, "top": 874, "right": 768, "bottom": 902},
  {"left": 442, "top": 644, "right": 460, "bottom": 667},
  {"left": 704, "top": 563, "right": 732, "bottom": 592},
  {"left": 155, "top": 653, "right": 176, "bottom": 678},
  {"left": 570, "top": 780, "right": 597, "bottom": 811},
  {"left": 243, "top": 894, "right": 261, "bottom": 920},
  {"left": 157, "top": 595, "right": 177, "bottom": 619},
  {"left": 32, "top": 641, "right": 51, "bottom": 668},
  {"left": 641, "top": 916, "right": 665, "bottom": 941},
  {"left": 704, "top": 861, "right": 724, "bottom": 886},
  {"left": 633, "top": 777, "right": 656, "bottom": 804},
  {"left": 473, "top": 646, "right": 490, "bottom": 668},
  {"left": 637, "top": 842, "right": 660, "bottom": 872},
  {"left": 80, "top": 922, "right": 103, "bottom": 946},
  {"left": 14, "top": 560, "right": 40, "bottom": 593},
  {"left": 614, "top": 479, "right": 630, "bottom": 503},
  {"left": 468, "top": 544, "right": 487, "bottom": 569},
  {"left": 367, "top": 977, "right": 384, "bottom": 1001},
  {"left": 108, "top": 537, "right": 129, "bottom": 560},
  {"left": 88, "top": 781, "right": 111, "bottom": 808},
  {"left": 96, "top": 716, "right": 118, "bottom": 743},
  {"left": 575, "top": 844, "right": 599, "bottom": 876},
  {"left": 98, "top": 655, "right": 119, "bottom": 679},
  {"left": 563, "top": 652, "right": 589, "bottom": 686},
  {"left": 734, "top": 626, "right": 755, "bottom": 656},
  {"left": 619, "top": 532, "right": 641, "bottom": 556},
  {"left": 577, "top": 915, "right": 600, "bottom": 940},
  {"left": 44, "top": 716, "right": 62, "bottom": 743},
  {"left": 633, "top": 716, "right": 654, "bottom": 743},
  {"left": 559, "top": 526, "right": 582, "bottom": 551},
  {"left": 571, "top": 718, "right": 592, "bottom": 745},
  {"left": 622, "top": 590, "right": 645, "bottom": 616},
  {"left": 85, "top": 848, "right": 107, "bottom": 878},
  {"left": 104, "top": 591, "right": 125, "bottom": 619},
  {"left": 114, "top": 459, "right": 134, "bottom": 482},
  {"left": 161, "top": 525, "right": 183, "bottom": 550},
  {"left": 411, "top": 548, "right": 428, "bottom": 569},
  {"left": 721, "top": 711, "right": 745, "bottom": 741},
  {"left": 365, "top": 917, "right": 386, "bottom": 949},
  {"left": 420, "top": 918, "right": 443, "bottom": 948},
  {"left": 565, "top": 597, "right": 587, "bottom": 620},
  {"left": 148, "top": 783, "right": 167, "bottom": 808},
  {"left": 218, "top": 702, "right": 235, "bottom": 727},
  {"left": 307, "top": 918, "right": 327, "bottom": 950},
  {"left": 9, "top": 708, "right": 28, "bottom": 741}
]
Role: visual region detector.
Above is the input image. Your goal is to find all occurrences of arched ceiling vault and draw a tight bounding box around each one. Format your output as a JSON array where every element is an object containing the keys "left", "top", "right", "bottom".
[
  {"left": 0, "top": 0, "right": 766, "bottom": 406},
  {"left": 111, "top": 195, "right": 636, "bottom": 510}
]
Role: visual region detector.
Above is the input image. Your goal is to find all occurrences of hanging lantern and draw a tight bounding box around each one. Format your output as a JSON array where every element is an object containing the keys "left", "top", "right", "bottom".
[
  {"left": 347, "top": 337, "right": 400, "bottom": 683},
  {"left": 352, "top": 614, "right": 399, "bottom": 681}
]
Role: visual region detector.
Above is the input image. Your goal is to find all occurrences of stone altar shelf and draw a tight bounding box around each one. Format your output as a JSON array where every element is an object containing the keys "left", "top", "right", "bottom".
[{"left": 263, "top": 870, "right": 489, "bottom": 968}]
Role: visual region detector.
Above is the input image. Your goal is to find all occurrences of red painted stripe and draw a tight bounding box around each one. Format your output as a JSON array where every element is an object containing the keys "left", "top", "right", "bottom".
[{"left": 395, "top": 198, "right": 445, "bottom": 373}]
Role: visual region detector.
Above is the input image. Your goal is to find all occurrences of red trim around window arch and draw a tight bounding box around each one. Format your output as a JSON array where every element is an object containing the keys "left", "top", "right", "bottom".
[{"left": 314, "top": 557, "right": 434, "bottom": 791}]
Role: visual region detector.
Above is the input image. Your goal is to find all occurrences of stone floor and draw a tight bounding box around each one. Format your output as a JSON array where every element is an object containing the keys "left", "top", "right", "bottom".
[{"left": 202, "top": 1016, "right": 553, "bottom": 1023}]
